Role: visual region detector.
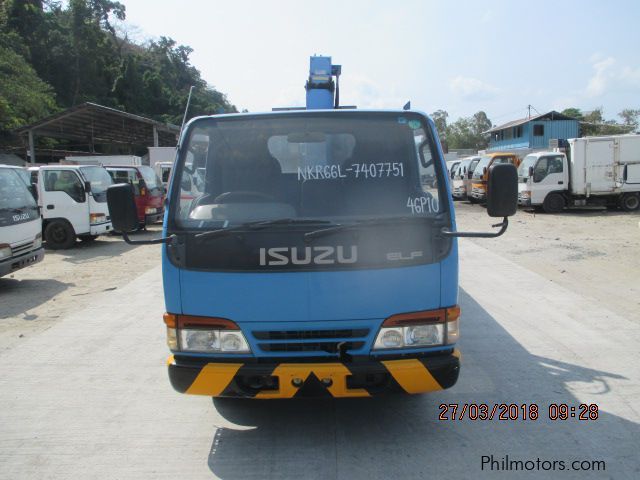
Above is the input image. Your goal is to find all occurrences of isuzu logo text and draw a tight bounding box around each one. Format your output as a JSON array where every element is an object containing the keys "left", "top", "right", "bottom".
[{"left": 259, "top": 246, "right": 358, "bottom": 266}]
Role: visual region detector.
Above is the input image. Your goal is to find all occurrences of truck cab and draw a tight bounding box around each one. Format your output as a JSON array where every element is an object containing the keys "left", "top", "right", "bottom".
[
  {"left": 0, "top": 165, "right": 44, "bottom": 277},
  {"left": 452, "top": 158, "right": 472, "bottom": 200},
  {"left": 107, "top": 55, "right": 518, "bottom": 398},
  {"left": 470, "top": 152, "right": 520, "bottom": 203},
  {"left": 106, "top": 165, "right": 165, "bottom": 227},
  {"left": 154, "top": 162, "right": 173, "bottom": 188},
  {"left": 31, "top": 165, "right": 113, "bottom": 249},
  {"left": 517, "top": 152, "right": 567, "bottom": 211}
]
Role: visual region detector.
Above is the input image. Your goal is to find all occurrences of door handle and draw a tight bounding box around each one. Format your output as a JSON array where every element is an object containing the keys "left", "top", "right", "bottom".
[
  {"left": 46, "top": 204, "right": 54, "bottom": 210},
  {"left": 557, "top": 181, "right": 563, "bottom": 185}
]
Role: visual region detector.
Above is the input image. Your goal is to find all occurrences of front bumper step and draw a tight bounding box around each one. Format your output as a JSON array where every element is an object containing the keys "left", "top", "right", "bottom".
[{"left": 168, "top": 351, "right": 460, "bottom": 398}]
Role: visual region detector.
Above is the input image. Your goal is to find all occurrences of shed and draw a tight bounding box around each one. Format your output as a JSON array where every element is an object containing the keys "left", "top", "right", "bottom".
[{"left": 15, "top": 102, "right": 179, "bottom": 163}]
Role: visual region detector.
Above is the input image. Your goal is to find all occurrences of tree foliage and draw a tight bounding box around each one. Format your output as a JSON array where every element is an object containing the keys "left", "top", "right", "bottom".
[
  {"left": 445, "top": 111, "right": 492, "bottom": 150},
  {"left": 0, "top": 0, "right": 236, "bottom": 145}
]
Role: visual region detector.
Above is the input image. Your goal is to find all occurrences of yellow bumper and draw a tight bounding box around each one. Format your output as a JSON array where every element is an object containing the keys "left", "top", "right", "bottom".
[{"left": 167, "top": 350, "right": 460, "bottom": 398}]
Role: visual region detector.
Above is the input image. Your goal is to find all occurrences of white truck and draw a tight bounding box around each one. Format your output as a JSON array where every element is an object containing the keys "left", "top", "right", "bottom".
[
  {"left": 518, "top": 135, "right": 640, "bottom": 213},
  {"left": 149, "top": 147, "right": 176, "bottom": 188},
  {"left": 0, "top": 165, "right": 44, "bottom": 277},
  {"left": 29, "top": 165, "right": 114, "bottom": 249}
]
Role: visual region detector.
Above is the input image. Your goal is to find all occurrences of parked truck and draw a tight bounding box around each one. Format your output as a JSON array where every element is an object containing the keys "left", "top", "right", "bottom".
[
  {"left": 107, "top": 55, "right": 518, "bottom": 398},
  {"left": 518, "top": 135, "right": 640, "bottom": 213},
  {"left": 29, "top": 165, "right": 114, "bottom": 249},
  {"left": 470, "top": 152, "right": 520, "bottom": 203},
  {"left": 0, "top": 165, "right": 44, "bottom": 277},
  {"left": 105, "top": 165, "right": 165, "bottom": 227}
]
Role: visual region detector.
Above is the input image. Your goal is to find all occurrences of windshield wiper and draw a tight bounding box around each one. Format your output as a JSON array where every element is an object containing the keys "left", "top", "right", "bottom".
[
  {"left": 195, "top": 218, "right": 333, "bottom": 241},
  {"left": 304, "top": 215, "right": 431, "bottom": 241}
]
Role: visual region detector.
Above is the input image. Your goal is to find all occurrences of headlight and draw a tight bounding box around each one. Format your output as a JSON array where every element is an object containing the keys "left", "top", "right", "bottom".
[
  {"left": 0, "top": 244, "right": 11, "bottom": 260},
  {"left": 373, "top": 306, "right": 460, "bottom": 350},
  {"left": 145, "top": 207, "right": 157, "bottom": 215},
  {"left": 33, "top": 233, "right": 42, "bottom": 249},
  {"left": 163, "top": 313, "right": 251, "bottom": 354},
  {"left": 89, "top": 213, "right": 106, "bottom": 224}
]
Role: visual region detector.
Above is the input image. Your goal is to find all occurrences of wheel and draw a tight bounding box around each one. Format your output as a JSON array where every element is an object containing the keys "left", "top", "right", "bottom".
[
  {"left": 44, "top": 220, "right": 76, "bottom": 249},
  {"left": 79, "top": 235, "right": 98, "bottom": 242},
  {"left": 468, "top": 197, "right": 479, "bottom": 204},
  {"left": 542, "top": 193, "right": 565, "bottom": 213},
  {"left": 619, "top": 193, "right": 640, "bottom": 212}
]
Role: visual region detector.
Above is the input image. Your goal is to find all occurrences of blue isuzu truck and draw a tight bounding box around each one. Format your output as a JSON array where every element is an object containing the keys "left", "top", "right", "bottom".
[{"left": 108, "top": 56, "right": 517, "bottom": 398}]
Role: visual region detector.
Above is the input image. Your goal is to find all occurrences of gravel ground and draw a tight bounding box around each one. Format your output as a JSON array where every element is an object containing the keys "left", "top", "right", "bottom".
[
  {"left": 0, "top": 226, "right": 162, "bottom": 351},
  {"left": 454, "top": 200, "right": 640, "bottom": 323},
  {"left": 1, "top": 205, "right": 638, "bottom": 351}
]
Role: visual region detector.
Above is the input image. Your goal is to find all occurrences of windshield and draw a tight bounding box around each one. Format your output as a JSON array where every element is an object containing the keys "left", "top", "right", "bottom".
[
  {"left": 173, "top": 112, "right": 443, "bottom": 229},
  {"left": 472, "top": 156, "right": 491, "bottom": 179},
  {"left": 80, "top": 166, "right": 113, "bottom": 198},
  {"left": 168, "top": 112, "right": 451, "bottom": 272},
  {"left": 138, "top": 166, "right": 161, "bottom": 190},
  {"left": 518, "top": 155, "right": 538, "bottom": 177},
  {"left": 468, "top": 158, "right": 480, "bottom": 175},
  {"left": 0, "top": 168, "right": 39, "bottom": 227}
]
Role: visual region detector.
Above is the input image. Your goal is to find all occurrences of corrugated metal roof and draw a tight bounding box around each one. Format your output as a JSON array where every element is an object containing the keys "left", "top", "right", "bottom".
[
  {"left": 15, "top": 102, "right": 179, "bottom": 147},
  {"left": 485, "top": 111, "right": 576, "bottom": 134}
]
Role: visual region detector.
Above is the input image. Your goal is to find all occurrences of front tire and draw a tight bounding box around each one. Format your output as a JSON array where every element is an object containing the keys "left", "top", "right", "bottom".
[
  {"left": 45, "top": 220, "right": 76, "bottom": 249},
  {"left": 620, "top": 193, "right": 640, "bottom": 212},
  {"left": 542, "top": 193, "right": 565, "bottom": 213}
]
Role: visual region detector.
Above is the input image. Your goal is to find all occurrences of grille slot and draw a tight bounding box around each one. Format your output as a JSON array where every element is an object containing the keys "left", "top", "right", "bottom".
[
  {"left": 253, "top": 329, "right": 369, "bottom": 340},
  {"left": 258, "top": 341, "right": 365, "bottom": 353},
  {"left": 12, "top": 241, "right": 34, "bottom": 256}
]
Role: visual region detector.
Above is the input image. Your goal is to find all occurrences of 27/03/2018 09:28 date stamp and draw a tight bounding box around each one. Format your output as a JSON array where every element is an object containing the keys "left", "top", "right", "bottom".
[{"left": 439, "top": 403, "right": 599, "bottom": 421}]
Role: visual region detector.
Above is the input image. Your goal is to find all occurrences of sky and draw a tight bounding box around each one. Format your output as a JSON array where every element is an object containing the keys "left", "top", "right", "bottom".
[{"left": 118, "top": 0, "right": 640, "bottom": 127}]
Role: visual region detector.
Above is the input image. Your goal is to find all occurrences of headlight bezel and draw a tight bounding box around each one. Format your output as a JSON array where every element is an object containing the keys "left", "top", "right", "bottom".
[
  {"left": 164, "top": 313, "right": 251, "bottom": 354},
  {"left": 0, "top": 244, "right": 12, "bottom": 260},
  {"left": 372, "top": 306, "right": 460, "bottom": 350}
]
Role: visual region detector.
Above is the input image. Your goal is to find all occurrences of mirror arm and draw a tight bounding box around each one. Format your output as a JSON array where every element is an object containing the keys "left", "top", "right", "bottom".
[
  {"left": 121, "top": 233, "right": 177, "bottom": 245},
  {"left": 440, "top": 217, "right": 509, "bottom": 238}
]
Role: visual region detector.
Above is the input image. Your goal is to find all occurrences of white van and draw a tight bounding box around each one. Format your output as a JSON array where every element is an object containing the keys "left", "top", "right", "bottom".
[
  {"left": 0, "top": 165, "right": 44, "bottom": 277},
  {"left": 30, "top": 165, "right": 114, "bottom": 249}
]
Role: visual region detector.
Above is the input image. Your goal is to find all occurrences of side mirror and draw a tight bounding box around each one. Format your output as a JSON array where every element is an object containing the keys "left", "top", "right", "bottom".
[
  {"left": 107, "top": 183, "right": 139, "bottom": 233},
  {"left": 487, "top": 163, "right": 518, "bottom": 217},
  {"left": 84, "top": 181, "right": 91, "bottom": 193},
  {"left": 528, "top": 166, "right": 534, "bottom": 178},
  {"left": 483, "top": 167, "right": 487, "bottom": 175}
]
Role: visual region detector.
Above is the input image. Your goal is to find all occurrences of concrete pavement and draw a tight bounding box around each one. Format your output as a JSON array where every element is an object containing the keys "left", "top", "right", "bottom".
[{"left": 1, "top": 239, "right": 638, "bottom": 479}]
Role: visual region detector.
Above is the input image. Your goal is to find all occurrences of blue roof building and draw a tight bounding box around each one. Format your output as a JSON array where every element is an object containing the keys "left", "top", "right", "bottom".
[{"left": 486, "top": 111, "right": 579, "bottom": 152}]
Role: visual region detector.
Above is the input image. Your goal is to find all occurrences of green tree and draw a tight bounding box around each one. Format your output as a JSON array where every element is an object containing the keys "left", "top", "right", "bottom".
[
  {"left": 618, "top": 109, "right": 640, "bottom": 129},
  {"left": 0, "top": 42, "right": 57, "bottom": 139},
  {"left": 560, "top": 107, "right": 584, "bottom": 120},
  {"left": 446, "top": 111, "right": 491, "bottom": 150}
]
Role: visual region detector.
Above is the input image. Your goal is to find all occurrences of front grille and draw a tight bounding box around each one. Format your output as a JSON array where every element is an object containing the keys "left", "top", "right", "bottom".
[
  {"left": 252, "top": 327, "right": 370, "bottom": 355},
  {"left": 259, "top": 341, "right": 365, "bottom": 353},
  {"left": 12, "top": 241, "right": 34, "bottom": 256}
]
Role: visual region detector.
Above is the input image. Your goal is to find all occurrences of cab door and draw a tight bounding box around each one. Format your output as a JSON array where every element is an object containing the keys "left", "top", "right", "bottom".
[
  {"left": 531, "top": 155, "right": 567, "bottom": 204},
  {"left": 41, "top": 169, "right": 90, "bottom": 234}
]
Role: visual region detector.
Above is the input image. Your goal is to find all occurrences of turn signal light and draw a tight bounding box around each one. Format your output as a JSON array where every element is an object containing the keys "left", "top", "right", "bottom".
[{"left": 163, "top": 313, "right": 239, "bottom": 330}]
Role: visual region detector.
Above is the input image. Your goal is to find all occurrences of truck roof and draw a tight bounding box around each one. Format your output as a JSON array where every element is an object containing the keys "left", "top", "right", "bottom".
[{"left": 522, "top": 151, "right": 564, "bottom": 159}]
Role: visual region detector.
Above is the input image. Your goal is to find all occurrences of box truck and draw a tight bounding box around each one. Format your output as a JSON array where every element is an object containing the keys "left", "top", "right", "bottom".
[{"left": 518, "top": 135, "right": 640, "bottom": 212}]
